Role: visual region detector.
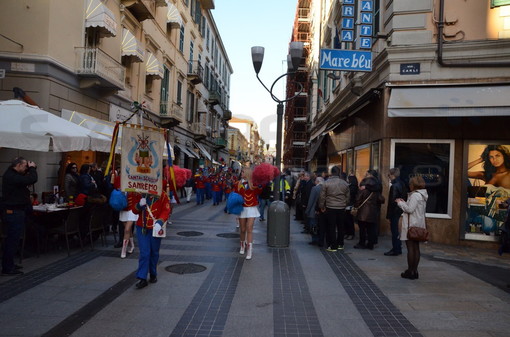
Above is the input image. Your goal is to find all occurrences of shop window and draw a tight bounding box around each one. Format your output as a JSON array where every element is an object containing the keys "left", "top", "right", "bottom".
[
  {"left": 391, "top": 139, "right": 454, "bottom": 218},
  {"left": 354, "top": 145, "right": 370, "bottom": 183},
  {"left": 465, "top": 143, "right": 510, "bottom": 241}
]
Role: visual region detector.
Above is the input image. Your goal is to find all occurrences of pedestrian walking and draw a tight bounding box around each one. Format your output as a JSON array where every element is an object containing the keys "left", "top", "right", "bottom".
[
  {"left": 258, "top": 182, "right": 271, "bottom": 221},
  {"left": 305, "top": 176, "right": 324, "bottom": 245},
  {"left": 318, "top": 166, "right": 350, "bottom": 252},
  {"left": 396, "top": 176, "right": 428, "bottom": 280},
  {"left": 384, "top": 168, "right": 407, "bottom": 256},
  {"left": 237, "top": 167, "right": 262, "bottom": 260}
]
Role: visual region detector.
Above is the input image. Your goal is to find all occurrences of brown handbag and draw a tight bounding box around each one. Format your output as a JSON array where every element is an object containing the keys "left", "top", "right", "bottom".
[
  {"left": 351, "top": 192, "right": 373, "bottom": 218},
  {"left": 407, "top": 211, "right": 429, "bottom": 242}
]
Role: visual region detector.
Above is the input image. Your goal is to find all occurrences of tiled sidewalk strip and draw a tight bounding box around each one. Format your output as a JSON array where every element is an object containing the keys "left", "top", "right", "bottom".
[
  {"left": 273, "top": 249, "right": 324, "bottom": 337},
  {"left": 322, "top": 251, "right": 423, "bottom": 337},
  {"left": 169, "top": 257, "right": 244, "bottom": 337},
  {"left": 0, "top": 250, "right": 107, "bottom": 304}
]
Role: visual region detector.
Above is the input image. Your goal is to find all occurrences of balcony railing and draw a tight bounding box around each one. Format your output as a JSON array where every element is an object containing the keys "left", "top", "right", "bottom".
[
  {"left": 208, "top": 89, "right": 221, "bottom": 105},
  {"left": 187, "top": 60, "right": 204, "bottom": 85},
  {"left": 215, "top": 138, "right": 227, "bottom": 148},
  {"left": 121, "top": 0, "right": 155, "bottom": 21},
  {"left": 159, "top": 102, "right": 185, "bottom": 126},
  {"left": 75, "top": 47, "right": 125, "bottom": 89},
  {"left": 222, "top": 109, "right": 232, "bottom": 121}
]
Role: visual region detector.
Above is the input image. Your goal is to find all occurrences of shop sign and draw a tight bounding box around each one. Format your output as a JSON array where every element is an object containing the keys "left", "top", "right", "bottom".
[
  {"left": 466, "top": 144, "right": 510, "bottom": 241},
  {"left": 320, "top": 48, "right": 372, "bottom": 72},
  {"left": 341, "top": 0, "right": 374, "bottom": 50},
  {"left": 109, "top": 104, "right": 139, "bottom": 124},
  {"left": 400, "top": 63, "right": 420, "bottom": 75}
]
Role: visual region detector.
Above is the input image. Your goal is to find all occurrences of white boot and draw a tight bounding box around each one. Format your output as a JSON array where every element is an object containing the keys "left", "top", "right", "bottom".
[
  {"left": 239, "top": 241, "right": 246, "bottom": 255},
  {"left": 128, "top": 237, "right": 135, "bottom": 254},
  {"left": 120, "top": 239, "right": 129, "bottom": 258},
  {"left": 246, "top": 243, "right": 253, "bottom": 260}
]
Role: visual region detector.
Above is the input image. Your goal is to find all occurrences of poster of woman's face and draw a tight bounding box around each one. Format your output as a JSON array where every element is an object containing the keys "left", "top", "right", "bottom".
[
  {"left": 468, "top": 144, "right": 510, "bottom": 190},
  {"left": 466, "top": 144, "right": 510, "bottom": 241}
]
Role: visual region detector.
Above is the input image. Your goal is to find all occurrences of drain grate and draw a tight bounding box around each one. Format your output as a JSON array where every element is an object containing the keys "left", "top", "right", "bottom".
[
  {"left": 177, "top": 231, "right": 203, "bottom": 237},
  {"left": 217, "top": 233, "right": 240, "bottom": 238},
  {"left": 165, "top": 263, "right": 207, "bottom": 274}
]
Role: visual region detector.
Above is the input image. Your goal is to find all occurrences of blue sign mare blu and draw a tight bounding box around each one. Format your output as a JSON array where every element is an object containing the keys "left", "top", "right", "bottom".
[{"left": 320, "top": 49, "right": 372, "bottom": 72}]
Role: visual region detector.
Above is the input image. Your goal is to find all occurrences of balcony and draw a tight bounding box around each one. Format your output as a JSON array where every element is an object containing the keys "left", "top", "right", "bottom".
[
  {"left": 159, "top": 102, "right": 185, "bottom": 127},
  {"left": 222, "top": 109, "right": 232, "bottom": 121},
  {"left": 208, "top": 89, "right": 221, "bottom": 106},
  {"left": 191, "top": 122, "right": 206, "bottom": 140},
  {"left": 121, "top": 0, "right": 155, "bottom": 21},
  {"left": 199, "top": 0, "right": 215, "bottom": 10},
  {"left": 75, "top": 47, "right": 125, "bottom": 90},
  {"left": 214, "top": 137, "right": 227, "bottom": 149},
  {"left": 187, "top": 60, "right": 204, "bottom": 85}
]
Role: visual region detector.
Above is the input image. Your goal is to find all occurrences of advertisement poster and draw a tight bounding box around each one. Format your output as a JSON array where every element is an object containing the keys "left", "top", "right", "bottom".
[
  {"left": 466, "top": 144, "right": 510, "bottom": 241},
  {"left": 120, "top": 125, "right": 164, "bottom": 195}
]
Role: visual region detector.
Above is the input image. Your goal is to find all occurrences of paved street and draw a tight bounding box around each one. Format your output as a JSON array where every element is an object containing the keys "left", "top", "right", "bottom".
[{"left": 1, "top": 200, "right": 510, "bottom": 337}]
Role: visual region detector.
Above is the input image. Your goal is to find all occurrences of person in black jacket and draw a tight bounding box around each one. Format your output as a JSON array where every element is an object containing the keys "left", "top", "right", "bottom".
[
  {"left": 384, "top": 168, "right": 407, "bottom": 256},
  {"left": 1, "top": 157, "right": 38, "bottom": 275},
  {"left": 300, "top": 172, "right": 315, "bottom": 233},
  {"left": 344, "top": 174, "right": 359, "bottom": 240},
  {"left": 258, "top": 183, "right": 272, "bottom": 221}
]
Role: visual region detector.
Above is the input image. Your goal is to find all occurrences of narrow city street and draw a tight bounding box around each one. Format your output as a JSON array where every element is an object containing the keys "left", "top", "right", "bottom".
[{"left": 1, "top": 200, "right": 510, "bottom": 337}]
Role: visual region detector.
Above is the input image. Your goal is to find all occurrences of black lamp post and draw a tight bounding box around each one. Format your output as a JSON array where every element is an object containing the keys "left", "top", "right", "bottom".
[{"left": 251, "top": 42, "right": 304, "bottom": 200}]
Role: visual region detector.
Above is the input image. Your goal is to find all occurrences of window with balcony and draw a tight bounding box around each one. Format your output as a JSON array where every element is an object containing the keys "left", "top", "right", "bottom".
[
  {"left": 189, "top": 40, "right": 194, "bottom": 73},
  {"left": 160, "top": 66, "right": 170, "bottom": 115},
  {"left": 187, "top": 90, "right": 195, "bottom": 122},
  {"left": 179, "top": 25, "right": 185, "bottom": 53},
  {"left": 177, "top": 80, "right": 183, "bottom": 105}
]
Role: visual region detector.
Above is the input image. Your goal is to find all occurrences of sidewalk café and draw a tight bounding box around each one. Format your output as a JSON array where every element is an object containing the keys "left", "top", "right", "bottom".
[{"left": 0, "top": 99, "right": 171, "bottom": 256}]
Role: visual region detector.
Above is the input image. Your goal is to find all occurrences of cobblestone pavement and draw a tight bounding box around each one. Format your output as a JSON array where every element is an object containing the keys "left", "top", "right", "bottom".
[{"left": 1, "top": 200, "right": 509, "bottom": 337}]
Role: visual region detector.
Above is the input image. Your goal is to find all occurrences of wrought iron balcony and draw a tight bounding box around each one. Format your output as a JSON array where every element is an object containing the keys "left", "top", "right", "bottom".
[
  {"left": 214, "top": 137, "right": 227, "bottom": 149},
  {"left": 208, "top": 89, "right": 221, "bottom": 105},
  {"left": 187, "top": 60, "right": 204, "bottom": 85},
  {"left": 159, "top": 102, "right": 184, "bottom": 127},
  {"left": 222, "top": 109, "right": 232, "bottom": 121},
  {"left": 75, "top": 47, "right": 125, "bottom": 90}
]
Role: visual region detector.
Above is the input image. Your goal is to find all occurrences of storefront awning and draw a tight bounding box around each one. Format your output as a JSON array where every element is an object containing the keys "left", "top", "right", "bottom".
[
  {"left": 146, "top": 52, "right": 164, "bottom": 78},
  {"left": 85, "top": 0, "right": 117, "bottom": 37},
  {"left": 175, "top": 143, "right": 199, "bottom": 159},
  {"left": 166, "top": 1, "right": 183, "bottom": 27},
  {"left": 305, "top": 135, "right": 324, "bottom": 162},
  {"left": 194, "top": 141, "right": 212, "bottom": 161},
  {"left": 0, "top": 100, "right": 111, "bottom": 152},
  {"left": 388, "top": 85, "right": 510, "bottom": 117},
  {"left": 121, "top": 28, "right": 144, "bottom": 62},
  {"left": 309, "top": 123, "right": 328, "bottom": 141}
]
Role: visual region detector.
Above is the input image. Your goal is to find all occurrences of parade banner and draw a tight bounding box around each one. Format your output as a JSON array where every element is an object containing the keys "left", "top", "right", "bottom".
[{"left": 120, "top": 124, "right": 165, "bottom": 195}]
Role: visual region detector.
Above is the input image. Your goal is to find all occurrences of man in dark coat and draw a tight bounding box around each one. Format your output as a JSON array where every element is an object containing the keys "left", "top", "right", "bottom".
[
  {"left": 384, "top": 168, "right": 407, "bottom": 256},
  {"left": 299, "top": 172, "right": 315, "bottom": 233},
  {"left": 1, "top": 157, "right": 38, "bottom": 275}
]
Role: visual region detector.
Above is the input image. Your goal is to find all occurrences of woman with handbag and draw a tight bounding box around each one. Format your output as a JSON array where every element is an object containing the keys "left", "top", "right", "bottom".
[
  {"left": 396, "top": 176, "right": 428, "bottom": 280},
  {"left": 353, "top": 172, "right": 383, "bottom": 250}
]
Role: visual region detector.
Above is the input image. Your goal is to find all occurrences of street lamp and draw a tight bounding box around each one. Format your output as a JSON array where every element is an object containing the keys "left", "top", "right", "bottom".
[{"left": 251, "top": 41, "right": 304, "bottom": 200}]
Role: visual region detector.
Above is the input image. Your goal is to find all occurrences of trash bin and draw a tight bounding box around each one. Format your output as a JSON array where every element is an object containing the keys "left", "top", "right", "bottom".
[{"left": 267, "top": 200, "right": 290, "bottom": 247}]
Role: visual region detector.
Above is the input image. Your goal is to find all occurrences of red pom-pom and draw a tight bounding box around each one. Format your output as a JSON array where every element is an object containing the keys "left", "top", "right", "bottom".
[
  {"left": 184, "top": 168, "right": 192, "bottom": 179},
  {"left": 174, "top": 166, "right": 187, "bottom": 188},
  {"left": 253, "top": 163, "right": 276, "bottom": 186}
]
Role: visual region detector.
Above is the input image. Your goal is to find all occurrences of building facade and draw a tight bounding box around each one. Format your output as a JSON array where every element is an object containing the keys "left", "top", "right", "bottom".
[
  {"left": 299, "top": 0, "right": 510, "bottom": 247},
  {"left": 0, "top": 0, "right": 232, "bottom": 192}
]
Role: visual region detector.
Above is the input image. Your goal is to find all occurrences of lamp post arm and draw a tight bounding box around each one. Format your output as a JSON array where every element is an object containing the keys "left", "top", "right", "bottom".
[{"left": 256, "top": 73, "right": 281, "bottom": 103}]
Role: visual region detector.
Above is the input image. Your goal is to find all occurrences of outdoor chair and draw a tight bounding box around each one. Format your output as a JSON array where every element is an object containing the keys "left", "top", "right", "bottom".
[{"left": 47, "top": 207, "right": 84, "bottom": 257}]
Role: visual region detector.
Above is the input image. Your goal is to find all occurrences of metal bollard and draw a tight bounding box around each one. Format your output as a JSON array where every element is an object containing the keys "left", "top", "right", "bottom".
[{"left": 267, "top": 200, "right": 290, "bottom": 247}]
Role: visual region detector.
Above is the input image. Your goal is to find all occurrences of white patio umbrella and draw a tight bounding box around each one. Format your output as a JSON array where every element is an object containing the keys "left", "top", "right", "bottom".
[{"left": 0, "top": 100, "right": 111, "bottom": 152}]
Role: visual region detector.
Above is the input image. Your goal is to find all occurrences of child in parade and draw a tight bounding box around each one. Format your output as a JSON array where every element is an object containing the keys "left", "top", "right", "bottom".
[{"left": 132, "top": 183, "right": 171, "bottom": 289}]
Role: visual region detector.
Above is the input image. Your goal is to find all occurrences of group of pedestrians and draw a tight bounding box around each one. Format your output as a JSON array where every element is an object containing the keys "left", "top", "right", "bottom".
[{"left": 299, "top": 165, "right": 428, "bottom": 280}]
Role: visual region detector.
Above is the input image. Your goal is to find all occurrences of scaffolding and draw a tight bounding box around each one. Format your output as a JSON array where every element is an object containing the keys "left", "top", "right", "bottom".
[{"left": 283, "top": 0, "right": 312, "bottom": 169}]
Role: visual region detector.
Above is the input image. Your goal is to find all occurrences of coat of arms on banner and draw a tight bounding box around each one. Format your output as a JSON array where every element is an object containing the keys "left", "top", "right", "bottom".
[{"left": 121, "top": 125, "right": 164, "bottom": 195}]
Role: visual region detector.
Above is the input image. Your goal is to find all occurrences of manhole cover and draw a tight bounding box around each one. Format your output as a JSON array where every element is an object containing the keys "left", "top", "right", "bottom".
[
  {"left": 165, "top": 263, "right": 207, "bottom": 274},
  {"left": 177, "top": 231, "right": 203, "bottom": 237},
  {"left": 217, "top": 233, "right": 240, "bottom": 238}
]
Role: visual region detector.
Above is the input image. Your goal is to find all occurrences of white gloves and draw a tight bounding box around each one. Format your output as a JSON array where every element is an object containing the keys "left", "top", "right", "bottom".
[
  {"left": 154, "top": 222, "right": 162, "bottom": 233},
  {"left": 139, "top": 198, "right": 147, "bottom": 207}
]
